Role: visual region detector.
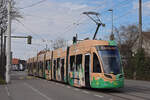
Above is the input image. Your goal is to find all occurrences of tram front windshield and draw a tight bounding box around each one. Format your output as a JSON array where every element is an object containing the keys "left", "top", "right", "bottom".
[{"left": 97, "top": 46, "right": 121, "bottom": 75}]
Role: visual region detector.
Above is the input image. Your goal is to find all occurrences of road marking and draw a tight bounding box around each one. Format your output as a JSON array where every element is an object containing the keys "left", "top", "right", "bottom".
[
  {"left": 67, "top": 86, "right": 71, "bottom": 88},
  {"left": 61, "top": 84, "right": 65, "bottom": 87},
  {"left": 26, "top": 76, "right": 33, "bottom": 79},
  {"left": 24, "top": 83, "right": 52, "bottom": 100},
  {"left": 5, "top": 86, "right": 10, "bottom": 97},
  {"left": 82, "top": 91, "right": 89, "bottom": 94},
  {"left": 94, "top": 94, "right": 104, "bottom": 98},
  {"left": 45, "top": 80, "right": 47, "bottom": 82},
  {"left": 19, "top": 77, "right": 24, "bottom": 80},
  {"left": 57, "top": 83, "right": 62, "bottom": 86},
  {"left": 74, "top": 88, "right": 80, "bottom": 91}
]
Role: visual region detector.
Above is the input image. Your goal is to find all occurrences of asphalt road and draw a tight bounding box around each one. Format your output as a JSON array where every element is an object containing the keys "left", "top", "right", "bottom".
[{"left": 1, "top": 71, "right": 150, "bottom": 100}]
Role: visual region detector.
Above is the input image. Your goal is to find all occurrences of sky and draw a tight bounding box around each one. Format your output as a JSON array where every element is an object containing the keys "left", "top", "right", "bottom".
[{"left": 11, "top": 0, "right": 150, "bottom": 60}]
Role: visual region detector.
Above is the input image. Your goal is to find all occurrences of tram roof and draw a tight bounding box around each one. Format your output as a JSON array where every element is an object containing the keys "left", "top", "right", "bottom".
[
  {"left": 70, "top": 40, "right": 111, "bottom": 48},
  {"left": 45, "top": 51, "right": 51, "bottom": 60}
]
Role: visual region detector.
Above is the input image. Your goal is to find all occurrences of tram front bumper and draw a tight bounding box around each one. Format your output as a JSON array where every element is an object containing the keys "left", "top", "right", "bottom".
[{"left": 91, "top": 77, "right": 124, "bottom": 89}]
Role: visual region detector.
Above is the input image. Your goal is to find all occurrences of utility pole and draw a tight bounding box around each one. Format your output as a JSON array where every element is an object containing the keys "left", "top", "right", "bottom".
[
  {"left": 139, "top": 0, "right": 143, "bottom": 49},
  {"left": 5, "top": 0, "right": 11, "bottom": 83}
]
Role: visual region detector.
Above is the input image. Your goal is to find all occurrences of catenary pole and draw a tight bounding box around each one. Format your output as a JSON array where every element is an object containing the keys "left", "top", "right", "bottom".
[
  {"left": 139, "top": 0, "right": 143, "bottom": 49},
  {"left": 5, "top": 0, "right": 11, "bottom": 83}
]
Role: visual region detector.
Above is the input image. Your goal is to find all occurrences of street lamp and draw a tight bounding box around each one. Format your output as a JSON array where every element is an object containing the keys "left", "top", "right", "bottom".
[
  {"left": 108, "top": 9, "right": 113, "bottom": 35},
  {"left": 108, "top": 9, "right": 114, "bottom": 40}
]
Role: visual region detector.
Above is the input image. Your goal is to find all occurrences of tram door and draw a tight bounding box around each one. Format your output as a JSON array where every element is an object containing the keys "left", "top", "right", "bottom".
[{"left": 85, "top": 54, "right": 90, "bottom": 88}]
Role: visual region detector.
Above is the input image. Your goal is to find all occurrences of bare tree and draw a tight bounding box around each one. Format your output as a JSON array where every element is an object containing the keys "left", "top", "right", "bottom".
[
  {"left": 0, "top": 0, "right": 22, "bottom": 81},
  {"left": 114, "top": 25, "right": 139, "bottom": 57},
  {"left": 0, "top": 0, "right": 22, "bottom": 54},
  {"left": 0, "top": 0, "right": 22, "bottom": 32},
  {"left": 114, "top": 25, "right": 140, "bottom": 80},
  {"left": 52, "top": 38, "right": 67, "bottom": 50},
  {"left": 10, "top": 0, "right": 23, "bottom": 20}
]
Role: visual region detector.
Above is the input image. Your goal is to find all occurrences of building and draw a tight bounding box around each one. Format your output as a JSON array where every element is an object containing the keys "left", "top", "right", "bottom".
[
  {"left": 132, "top": 32, "right": 150, "bottom": 56},
  {"left": 12, "top": 58, "right": 26, "bottom": 71},
  {"left": 142, "top": 32, "right": 150, "bottom": 56}
]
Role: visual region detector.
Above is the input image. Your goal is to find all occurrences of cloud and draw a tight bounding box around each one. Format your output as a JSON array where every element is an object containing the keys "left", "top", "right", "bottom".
[
  {"left": 12, "top": 0, "right": 117, "bottom": 60},
  {"left": 61, "top": 2, "right": 88, "bottom": 10},
  {"left": 13, "top": 0, "right": 94, "bottom": 40},
  {"left": 12, "top": 0, "right": 99, "bottom": 59}
]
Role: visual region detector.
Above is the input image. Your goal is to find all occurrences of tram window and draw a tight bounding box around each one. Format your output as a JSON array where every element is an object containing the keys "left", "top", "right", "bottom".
[
  {"left": 76, "top": 54, "right": 82, "bottom": 71},
  {"left": 45, "top": 61, "right": 47, "bottom": 70},
  {"left": 46, "top": 60, "right": 50, "bottom": 70},
  {"left": 40, "top": 62, "right": 42, "bottom": 69},
  {"left": 34, "top": 62, "right": 36, "bottom": 68},
  {"left": 31, "top": 63, "right": 33, "bottom": 70},
  {"left": 45, "top": 61, "right": 48, "bottom": 70},
  {"left": 40, "top": 62, "right": 43, "bottom": 70},
  {"left": 61, "top": 59, "right": 64, "bottom": 68},
  {"left": 27, "top": 64, "right": 29, "bottom": 71},
  {"left": 35, "top": 62, "right": 37, "bottom": 69},
  {"left": 33, "top": 63, "right": 35, "bottom": 69},
  {"left": 38, "top": 62, "right": 40, "bottom": 69},
  {"left": 57, "top": 58, "right": 60, "bottom": 69},
  {"left": 93, "top": 53, "right": 101, "bottom": 73},
  {"left": 50, "top": 60, "right": 52, "bottom": 70},
  {"left": 54, "top": 60, "right": 56, "bottom": 68},
  {"left": 39, "top": 62, "right": 40, "bottom": 69},
  {"left": 70, "top": 56, "right": 75, "bottom": 71}
]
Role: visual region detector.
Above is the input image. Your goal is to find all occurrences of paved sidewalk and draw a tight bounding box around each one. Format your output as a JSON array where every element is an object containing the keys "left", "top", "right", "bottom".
[
  {"left": 0, "top": 85, "right": 10, "bottom": 100},
  {"left": 1, "top": 71, "right": 150, "bottom": 100}
]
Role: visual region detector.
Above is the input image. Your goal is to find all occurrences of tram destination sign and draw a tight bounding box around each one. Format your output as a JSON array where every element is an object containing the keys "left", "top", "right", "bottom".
[{"left": 96, "top": 46, "right": 117, "bottom": 51}]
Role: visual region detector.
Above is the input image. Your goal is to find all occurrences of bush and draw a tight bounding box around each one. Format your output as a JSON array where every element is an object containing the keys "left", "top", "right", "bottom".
[
  {"left": 0, "top": 76, "right": 6, "bottom": 85},
  {"left": 123, "top": 48, "right": 150, "bottom": 81}
]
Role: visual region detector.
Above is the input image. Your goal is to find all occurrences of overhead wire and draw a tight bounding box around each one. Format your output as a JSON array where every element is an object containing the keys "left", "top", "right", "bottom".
[
  {"left": 13, "top": 40, "right": 44, "bottom": 47},
  {"left": 114, "top": 9, "right": 136, "bottom": 21},
  {"left": 16, "top": 0, "right": 135, "bottom": 42},
  {"left": 16, "top": 20, "right": 47, "bottom": 42},
  {"left": 76, "top": 0, "right": 134, "bottom": 35},
  {"left": 94, "top": 0, "right": 132, "bottom": 15},
  {"left": 18, "top": 0, "right": 47, "bottom": 10}
]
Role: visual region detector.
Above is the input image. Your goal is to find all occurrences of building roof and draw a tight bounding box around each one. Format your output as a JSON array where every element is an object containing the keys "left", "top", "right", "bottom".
[
  {"left": 142, "top": 32, "right": 150, "bottom": 40},
  {"left": 12, "top": 58, "right": 19, "bottom": 65}
]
